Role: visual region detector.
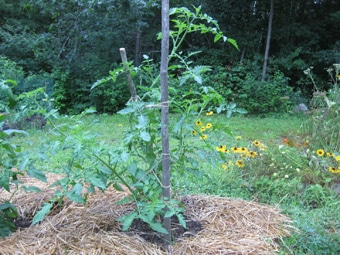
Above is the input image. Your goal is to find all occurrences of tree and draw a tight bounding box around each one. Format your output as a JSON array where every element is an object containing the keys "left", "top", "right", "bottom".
[{"left": 262, "top": 0, "right": 274, "bottom": 81}]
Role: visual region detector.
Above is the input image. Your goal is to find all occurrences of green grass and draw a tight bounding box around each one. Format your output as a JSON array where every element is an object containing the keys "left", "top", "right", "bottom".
[{"left": 12, "top": 113, "right": 340, "bottom": 254}]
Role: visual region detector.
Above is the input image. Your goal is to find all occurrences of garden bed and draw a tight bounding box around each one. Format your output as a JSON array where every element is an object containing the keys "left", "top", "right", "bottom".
[{"left": 0, "top": 173, "right": 296, "bottom": 254}]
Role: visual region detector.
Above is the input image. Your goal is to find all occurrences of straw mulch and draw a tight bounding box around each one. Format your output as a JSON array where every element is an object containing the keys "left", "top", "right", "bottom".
[{"left": 0, "top": 173, "right": 295, "bottom": 254}]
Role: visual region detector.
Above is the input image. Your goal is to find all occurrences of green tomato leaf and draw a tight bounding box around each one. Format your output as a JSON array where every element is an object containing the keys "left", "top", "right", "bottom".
[
  {"left": 177, "top": 214, "right": 187, "bottom": 229},
  {"left": 26, "top": 167, "right": 47, "bottom": 183},
  {"left": 149, "top": 222, "right": 169, "bottom": 234},
  {"left": 118, "top": 212, "right": 138, "bottom": 231},
  {"left": 65, "top": 192, "right": 86, "bottom": 204},
  {"left": 22, "top": 185, "right": 42, "bottom": 192},
  {"left": 140, "top": 131, "right": 151, "bottom": 142},
  {"left": 32, "top": 202, "right": 53, "bottom": 225},
  {"left": 88, "top": 176, "right": 106, "bottom": 190}
]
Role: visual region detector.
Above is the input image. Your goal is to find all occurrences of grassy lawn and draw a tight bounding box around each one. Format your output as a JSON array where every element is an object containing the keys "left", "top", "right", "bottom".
[{"left": 13, "top": 113, "right": 340, "bottom": 254}]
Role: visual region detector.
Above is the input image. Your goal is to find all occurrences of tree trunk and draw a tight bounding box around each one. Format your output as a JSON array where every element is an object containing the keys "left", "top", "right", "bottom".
[
  {"left": 261, "top": 0, "right": 274, "bottom": 81},
  {"left": 135, "top": 31, "right": 142, "bottom": 66},
  {"left": 160, "top": 0, "right": 171, "bottom": 245}
]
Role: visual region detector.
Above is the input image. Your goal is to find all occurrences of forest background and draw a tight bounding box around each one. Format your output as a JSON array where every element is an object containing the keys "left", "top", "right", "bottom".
[{"left": 1, "top": 0, "right": 339, "bottom": 115}]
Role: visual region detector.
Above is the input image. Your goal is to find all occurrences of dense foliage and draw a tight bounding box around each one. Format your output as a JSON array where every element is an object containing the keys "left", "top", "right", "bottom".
[{"left": 0, "top": 0, "right": 339, "bottom": 114}]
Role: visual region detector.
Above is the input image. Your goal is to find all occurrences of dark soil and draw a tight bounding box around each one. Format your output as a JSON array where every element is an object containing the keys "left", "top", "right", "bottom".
[
  {"left": 14, "top": 216, "right": 32, "bottom": 230},
  {"left": 123, "top": 215, "right": 203, "bottom": 246}
]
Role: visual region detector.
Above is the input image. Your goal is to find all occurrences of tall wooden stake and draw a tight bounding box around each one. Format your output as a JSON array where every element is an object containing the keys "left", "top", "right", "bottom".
[
  {"left": 119, "top": 48, "right": 139, "bottom": 101},
  {"left": 160, "top": 0, "right": 171, "bottom": 244}
]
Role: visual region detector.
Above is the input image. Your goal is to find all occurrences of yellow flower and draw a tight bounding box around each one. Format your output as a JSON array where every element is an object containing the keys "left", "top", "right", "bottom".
[
  {"left": 195, "top": 120, "right": 202, "bottom": 126},
  {"left": 228, "top": 161, "right": 234, "bottom": 166},
  {"left": 248, "top": 151, "right": 258, "bottom": 158},
  {"left": 316, "top": 149, "right": 325, "bottom": 157},
  {"left": 231, "top": 147, "right": 240, "bottom": 153},
  {"left": 329, "top": 166, "right": 337, "bottom": 173},
  {"left": 200, "top": 126, "right": 206, "bottom": 132},
  {"left": 118, "top": 124, "right": 123, "bottom": 127},
  {"left": 236, "top": 160, "right": 245, "bottom": 168},
  {"left": 327, "top": 152, "right": 334, "bottom": 157},
  {"left": 200, "top": 134, "right": 208, "bottom": 140},
  {"left": 221, "top": 163, "right": 228, "bottom": 170},
  {"left": 337, "top": 74, "right": 340, "bottom": 80},
  {"left": 206, "top": 111, "right": 214, "bottom": 116},
  {"left": 224, "top": 148, "right": 230, "bottom": 153},
  {"left": 191, "top": 130, "right": 197, "bottom": 136},
  {"left": 252, "top": 140, "right": 261, "bottom": 147},
  {"left": 240, "top": 147, "right": 248, "bottom": 153},
  {"left": 206, "top": 123, "right": 212, "bottom": 129},
  {"left": 335, "top": 156, "right": 340, "bottom": 161},
  {"left": 216, "top": 145, "right": 226, "bottom": 152},
  {"left": 236, "top": 136, "right": 242, "bottom": 140}
]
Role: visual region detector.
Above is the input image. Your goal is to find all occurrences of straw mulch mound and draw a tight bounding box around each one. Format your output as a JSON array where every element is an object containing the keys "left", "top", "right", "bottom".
[{"left": 0, "top": 173, "right": 295, "bottom": 254}]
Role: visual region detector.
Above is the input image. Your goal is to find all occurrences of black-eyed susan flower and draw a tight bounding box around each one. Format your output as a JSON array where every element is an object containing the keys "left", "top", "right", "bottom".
[
  {"left": 206, "top": 111, "right": 214, "bottom": 116},
  {"left": 329, "top": 166, "right": 337, "bottom": 173},
  {"left": 200, "top": 126, "right": 206, "bottom": 132},
  {"left": 118, "top": 123, "right": 123, "bottom": 127},
  {"left": 236, "top": 160, "right": 245, "bottom": 168},
  {"left": 221, "top": 163, "right": 228, "bottom": 170},
  {"left": 200, "top": 134, "right": 208, "bottom": 140},
  {"left": 206, "top": 123, "right": 212, "bottom": 129},
  {"left": 240, "top": 147, "right": 248, "bottom": 153},
  {"left": 195, "top": 120, "right": 202, "bottom": 126},
  {"left": 316, "top": 149, "right": 325, "bottom": 157},
  {"left": 236, "top": 136, "right": 242, "bottom": 140},
  {"left": 336, "top": 156, "right": 340, "bottom": 161},
  {"left": 224, "top": 148, "right": 229, "bottom": 153},
  {"left": 248, "top": 151, "right": 258, "bottom": 158},
  {"left": 252, "top": 140, "right": 261, "bottom": 147},
  {"left": 231, "top": 147, "right": 239, "bottom": 153},
  {"left": 216, "top": 145, "right": 226, "bottom": 152},
  {"left": 191, "top": 130, "right": 197, "bottom": 136},
  {"left": 327, "top": 152, "right": 334, "bottom": 157}
]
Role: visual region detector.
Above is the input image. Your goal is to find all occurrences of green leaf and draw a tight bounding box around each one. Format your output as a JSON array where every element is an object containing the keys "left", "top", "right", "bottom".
[
  {"left": 0, "top": 170, "right": 10, "bottom": 192},
  {"left": 193, "top": 75, "right": 202, "bottom": 84},
  {"left": 140, "top": 131, "right": 151, "bottom": 142},
  {"left": 149, "top": 222, "right": 169, "bottom": 234},
  {"left": 227, "top": 37, "right": 239, "bottom": 50},
  {"left": 112, "top": 182, "right": 124, "bottom": 192},
  {"left": 32, "top": 202, "right": 53, "bottom": 225},
  {"left": 121, "top": 151, "right": 130, "bottom": 162},
  {"left": 136, "top": 115, "right": 148, "bottom": 129},
  {"left": 65, "top": 192, "right": 86, "bottom": 204},
  {"left": 117, "top": 106, "right": 136, "bottom": 115},
  {"left": 177, "top": 214, "right": 187, "bottom": 229},
  {"left": 22, "top": 185, "right": 42, "bottom": 192},
  {"left": 118, "top": 212, "right": 138, "bottom": 231},
  {"left": 26, "top": 167, "right": 47, "bottom": 183},
  {"left": 72, "top": 183, "right": 83, "bottom": 195},
  {"left": 88, "top": 176, "right": 106, "bottom": 190},
  {"left": 0, "top": 218, "right": 16, "bottom": 237},
  {"left": 0, "top": 202, "right": 18, "bottom": 218}
]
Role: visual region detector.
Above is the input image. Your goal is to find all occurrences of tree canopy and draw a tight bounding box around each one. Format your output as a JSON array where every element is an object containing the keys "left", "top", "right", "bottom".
[{"left": 0, "top": 0, "right": 339, "bottom": 114}]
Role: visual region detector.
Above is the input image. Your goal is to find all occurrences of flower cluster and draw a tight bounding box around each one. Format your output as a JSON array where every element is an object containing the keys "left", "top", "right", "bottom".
[
  {"left": 316, "top": 149, "right": 340, "bottom": 173},
  {"left": 216, "top": 139, "right": 266, "bottom": 170},
  {"left": 192, "top": 117, "right": 213, "bottom": 141}
]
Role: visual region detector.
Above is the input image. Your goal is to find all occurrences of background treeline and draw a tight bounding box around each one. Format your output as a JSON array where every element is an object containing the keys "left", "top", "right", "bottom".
[{"left": 0, "top": 0, "right": 339, "bottom": 114}]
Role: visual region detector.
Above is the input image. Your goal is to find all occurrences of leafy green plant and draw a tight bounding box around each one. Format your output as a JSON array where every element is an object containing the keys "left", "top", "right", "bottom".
[
  {"left": 87, "top": 5, "right": 239, "bottom": 236},
  {"left": 0, "top": 80, "right": 47, "bottom": 237}
]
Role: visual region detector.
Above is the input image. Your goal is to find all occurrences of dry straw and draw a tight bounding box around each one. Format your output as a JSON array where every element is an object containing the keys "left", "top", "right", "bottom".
[{"left": 0, "top": 173, "right": 296, "bottom": 254}]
